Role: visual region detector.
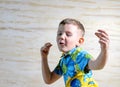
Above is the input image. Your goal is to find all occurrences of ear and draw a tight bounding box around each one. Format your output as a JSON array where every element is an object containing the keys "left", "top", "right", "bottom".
[{"left": 79, "top": 37, "right": 84, "bottom": 44}]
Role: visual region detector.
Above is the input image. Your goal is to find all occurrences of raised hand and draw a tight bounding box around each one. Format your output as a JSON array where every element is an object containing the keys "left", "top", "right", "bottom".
[
  {"left": 40, "top": 42, "right": 52, "bottom": 58},
  {"left": 95, "top": 29, "right": 109, "bottom": 51}
]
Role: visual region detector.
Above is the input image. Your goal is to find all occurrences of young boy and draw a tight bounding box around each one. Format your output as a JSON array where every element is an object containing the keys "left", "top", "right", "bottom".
[{"left": 40, "top": 18, "right": 109, "bottom": 87}]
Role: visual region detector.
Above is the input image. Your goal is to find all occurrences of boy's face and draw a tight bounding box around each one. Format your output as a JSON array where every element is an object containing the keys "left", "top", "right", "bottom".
[{"left": 56, "top": 24, "right": 83, "bottom": 53}]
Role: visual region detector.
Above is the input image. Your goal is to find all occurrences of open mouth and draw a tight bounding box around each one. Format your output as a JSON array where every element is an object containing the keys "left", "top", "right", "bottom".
[{"left": 59, "top": 41, "right": 65, "bottom": 46}]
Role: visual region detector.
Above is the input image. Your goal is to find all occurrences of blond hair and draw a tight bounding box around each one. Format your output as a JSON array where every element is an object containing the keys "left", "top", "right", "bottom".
[{"left": 59, "top": 18, "right": 85, "bottom": 36}]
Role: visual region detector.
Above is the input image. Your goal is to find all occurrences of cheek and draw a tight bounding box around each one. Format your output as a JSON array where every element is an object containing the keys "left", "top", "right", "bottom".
[
  {"left": 69, "top": 37, "right": 79, "bottom": 45},
  {"left": 56, "top": 37, "right": 60, "bottom": 45},
  {"left": 67, "top": 38, "right": 76, "bottom": 45},
  {"left": 56, "top": 36, "right": 59, "bottom": 41}
]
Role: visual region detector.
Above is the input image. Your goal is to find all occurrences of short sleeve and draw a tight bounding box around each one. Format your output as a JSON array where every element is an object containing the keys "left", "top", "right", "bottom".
[
  {"left": 53, "top": 59, "right": 63, "bottom": 76},
  {"left": 76, "top": 50, "right": 92, "bottom": 71}
]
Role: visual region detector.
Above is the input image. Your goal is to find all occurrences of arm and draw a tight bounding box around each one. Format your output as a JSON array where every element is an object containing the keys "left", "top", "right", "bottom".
[
  {"left": 40, "top": 42, "right": 61, "bottom": 84},
  {"left": 88, "top": 30, "right": 109, "bottom": 70}
]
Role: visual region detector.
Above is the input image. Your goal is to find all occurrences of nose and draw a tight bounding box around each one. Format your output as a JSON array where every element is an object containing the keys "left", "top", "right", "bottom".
[{"left": 59, "top": 33, "right": 65, "bottom": 40}]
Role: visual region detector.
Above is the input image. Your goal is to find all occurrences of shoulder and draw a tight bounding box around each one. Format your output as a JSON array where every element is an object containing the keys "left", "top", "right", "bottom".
[{"left": 77, "top": 48, "right": 93, "bottom": 59}]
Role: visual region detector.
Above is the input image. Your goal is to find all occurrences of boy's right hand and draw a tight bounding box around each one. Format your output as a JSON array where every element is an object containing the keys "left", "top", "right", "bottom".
[{"left": 40, "top": 42, "right": 52, "bottom": 58}]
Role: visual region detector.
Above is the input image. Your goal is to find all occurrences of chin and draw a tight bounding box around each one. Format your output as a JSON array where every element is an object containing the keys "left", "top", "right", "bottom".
[{"left": 59, "top": 48, "right": 69, "bottom": 53}]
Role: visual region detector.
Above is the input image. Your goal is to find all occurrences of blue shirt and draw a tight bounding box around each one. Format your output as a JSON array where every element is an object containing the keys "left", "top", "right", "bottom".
[{"left": 54, "top": 47, "right": 98, "bottom": 87}]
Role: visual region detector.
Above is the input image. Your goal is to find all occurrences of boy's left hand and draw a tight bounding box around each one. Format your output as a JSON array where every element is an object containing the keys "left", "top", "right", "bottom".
[{"left": 95, "top": 29, "right": 109, "bottom": 51}]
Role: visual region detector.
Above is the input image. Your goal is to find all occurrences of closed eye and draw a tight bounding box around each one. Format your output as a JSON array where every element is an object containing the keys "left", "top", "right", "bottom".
[
  {"left": 66, "top": 32, "right": 72, "bottom": 37},
  {"left": 57, "top": 32, "right": 62, "bottom": 36}
]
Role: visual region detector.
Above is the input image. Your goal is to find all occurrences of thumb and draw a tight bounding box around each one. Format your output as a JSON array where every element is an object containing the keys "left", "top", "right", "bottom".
[
  {"left": 45, "top": 42, "right": 52, "bottom": 51},
  {"left": 40, "top": 42, "right": 52, "bottom": 55}
]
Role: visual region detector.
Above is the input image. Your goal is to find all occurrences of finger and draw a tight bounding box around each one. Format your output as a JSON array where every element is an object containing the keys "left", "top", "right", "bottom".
[
  {"left": 41, "top": 43, "right": 52, "bottom": 51},
  {"left": 98, "top": 29, "right": 109, "bottom": 36},
  {"left": 95, "top": 33, "right": 109, "bottom": 44},
  {"left": 99, "top": 37, "right": 109, "bottom": 43},
  {"left": 42, "top": 42, "right": 52, "bottom": 52},
  {"left": 45, "top": 42, "right": 52, "bottom": 48},
  {"left": 98, "top": 35, "right": 109, "bottom": 48},
  {"left": 95, "top": 31, "right": 109, "bottom": 40},
  {"left": 95, "top": 32, "right": 101, "bottom": 38},
  {"left": 41, "top": 47, "right": 47, "bottom": 52},
  {"left": 99, "top": 39, "right": 109, "bottom": 49}
]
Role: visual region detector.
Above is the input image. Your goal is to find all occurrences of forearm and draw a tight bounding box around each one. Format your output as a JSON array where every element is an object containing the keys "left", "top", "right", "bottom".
[
  {"left": 89, "top": 29, "right": 109, "bottom": 70},
  {"left": 89, "top": 49, "right": 108, "bottom": 70},
  {"left": 41, "top": 56, "right": 52, "bottom": 84},
  {"left": 41, "top": 43, "right": 61, "bottom": 84},
  {"left": 96, "top": 50, "right": 108, "bottom": 69},
  {"left": 40, "top": 43, "right": 53, "bottom": 83},
  {"left": 41, "top": 56, "right": 61, "bottom": 84}
]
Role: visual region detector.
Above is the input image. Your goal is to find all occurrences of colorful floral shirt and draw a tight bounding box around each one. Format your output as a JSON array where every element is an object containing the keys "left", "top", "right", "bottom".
[{"left": 54, "top": 47, "right": 98, "bottom": 87}]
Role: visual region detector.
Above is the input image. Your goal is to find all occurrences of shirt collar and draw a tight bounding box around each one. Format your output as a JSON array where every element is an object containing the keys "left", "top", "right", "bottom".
[{"left": 61, "top": 47, "right": 82, "bottom": 58}]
